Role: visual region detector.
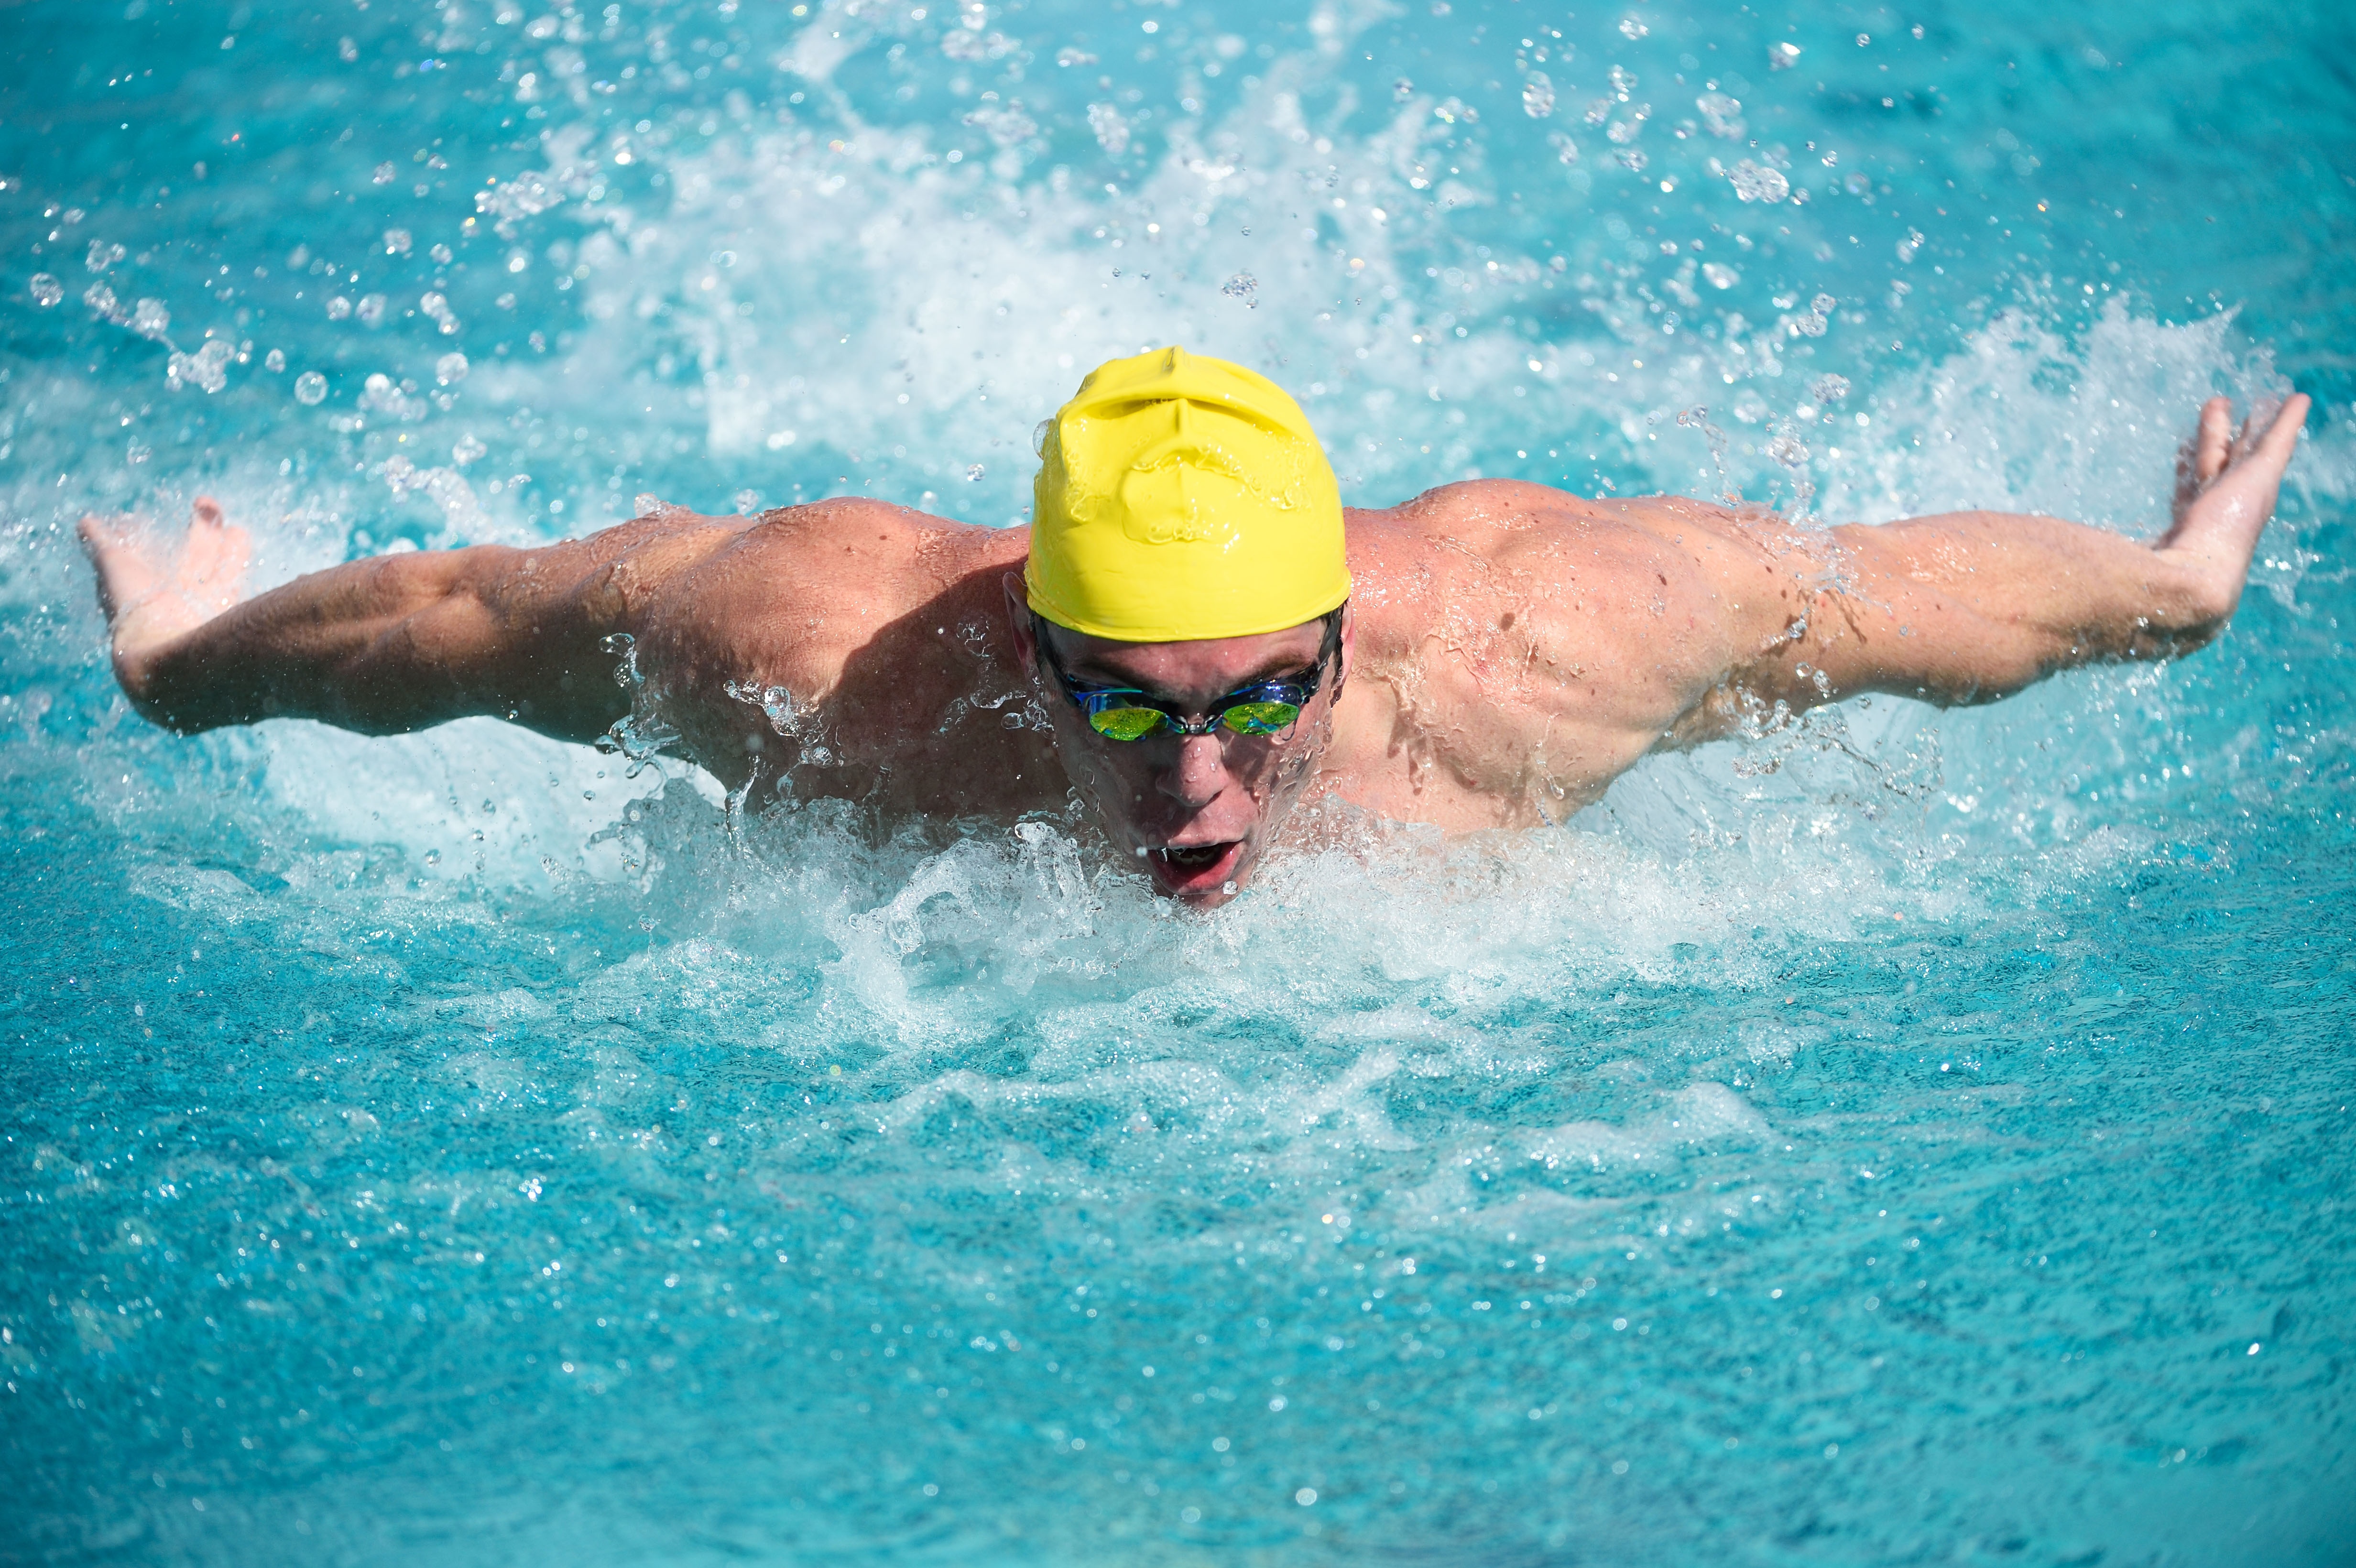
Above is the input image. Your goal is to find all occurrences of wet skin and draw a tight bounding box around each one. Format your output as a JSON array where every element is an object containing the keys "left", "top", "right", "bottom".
[{"left": 81, "top": 394, "right": 2309, "bottom": 908}]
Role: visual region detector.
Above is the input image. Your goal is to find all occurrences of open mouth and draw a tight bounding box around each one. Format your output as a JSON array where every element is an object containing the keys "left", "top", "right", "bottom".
[{"left": 1145, "top": 840, "right": 1246, "bottom": 897}]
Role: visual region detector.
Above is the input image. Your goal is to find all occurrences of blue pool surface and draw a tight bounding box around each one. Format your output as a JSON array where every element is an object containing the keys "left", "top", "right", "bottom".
[{"left": 3, "top": 0, "right": 2354, "bottom": 1562}]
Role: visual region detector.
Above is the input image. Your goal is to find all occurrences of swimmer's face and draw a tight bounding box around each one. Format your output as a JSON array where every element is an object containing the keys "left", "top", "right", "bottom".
[{"left": 1007, "top": 584, "right": 1349, "bottom": 910}]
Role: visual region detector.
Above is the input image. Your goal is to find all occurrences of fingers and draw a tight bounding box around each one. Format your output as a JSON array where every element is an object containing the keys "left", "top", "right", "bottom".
[
  {"left": 76, "top": 512, "right": 134, "bottom": 558},
  {"left": 76, "top": 514, "right": 164, "bottom": 624},
  {"left": 178, "top": 501, "right": 252, "bottom": 609},
  {"left": 2253, "top": 392, "right": 2311, "bottom": 470},
  {"left": 2196, "top": 397, "right": 2234, "bottom": 483}
]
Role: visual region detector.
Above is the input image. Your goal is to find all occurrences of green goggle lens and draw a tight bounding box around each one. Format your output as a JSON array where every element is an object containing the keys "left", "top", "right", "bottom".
[
  {"left": 1216, "top": 699, "right": 1303, "bottom": 736},
  {"left": 1083, "top": 698, "right": 1306, "bottom": 741},
  {"left": 1088, "top": 706, "right": 1171, "bottom": 742}
]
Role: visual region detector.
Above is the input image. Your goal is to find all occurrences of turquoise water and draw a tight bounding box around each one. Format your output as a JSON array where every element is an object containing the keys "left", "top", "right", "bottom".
[{"left": 5, "top": 0, "right": 2355, "bottom": 1561}]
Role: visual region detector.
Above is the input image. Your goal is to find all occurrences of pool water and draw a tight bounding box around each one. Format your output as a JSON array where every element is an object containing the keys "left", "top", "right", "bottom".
[{"left": 4, "top": 0, "right": 2354, "bottom": 1562}]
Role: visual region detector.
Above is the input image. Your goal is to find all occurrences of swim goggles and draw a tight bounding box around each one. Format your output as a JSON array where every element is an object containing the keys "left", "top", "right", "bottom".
[{"left": 1033, "top": 608, "right": 1343, "bottom": 742}]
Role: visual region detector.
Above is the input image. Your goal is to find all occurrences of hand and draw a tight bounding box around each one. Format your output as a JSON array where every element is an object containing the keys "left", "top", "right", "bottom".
[
  {"left": 2157, "top": 393, "right": 2310, "bottom": 615},
  {"left": 77, "top": 497, "right": 251, "bottom": 686}
]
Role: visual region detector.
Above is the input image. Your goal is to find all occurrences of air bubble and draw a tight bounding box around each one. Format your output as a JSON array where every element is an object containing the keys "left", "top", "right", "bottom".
[
  {"left": 966, "top": 464, "right": 985, "bottom": 481},
  {"left": 29, "top": 273, "right": 62, "bottom": 307},
  {"left": 1521, "top": 72, "right": 1554, "bottom": 119},
  {"left": 1811, "top": 374, "right": 1851, "bottom": 403},
  {"left": 264, "top": 348, "right": 285, "bottom": 372},
  {"left": 1221, "top": 272, "right": 1259, "bottom": 306},
  {"left": 435, "top": 351, "right": 470, "bottom": 384},
  {"left": 383, "top": 228, "right": 413, "bottom": 256},
  {"left": 294, "top": 371, "right": 328, "bottom": 405}
]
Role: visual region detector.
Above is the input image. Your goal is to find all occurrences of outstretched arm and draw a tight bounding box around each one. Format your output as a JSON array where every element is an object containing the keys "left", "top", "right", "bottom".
[
  {"left": 79, "top": 501, "right": 736, "bottom": 742},
  {"left": 1708, "top": 394, "right": 2310, "bottom": 723}
]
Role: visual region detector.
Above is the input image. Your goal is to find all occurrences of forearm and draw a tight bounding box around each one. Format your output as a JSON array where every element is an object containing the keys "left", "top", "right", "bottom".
[
  {"left": 120, "top": 547, "right": 621, "bottom": 741},
  {"left": 1772, "top": 512, "right": 2234, "bottom": 707}
]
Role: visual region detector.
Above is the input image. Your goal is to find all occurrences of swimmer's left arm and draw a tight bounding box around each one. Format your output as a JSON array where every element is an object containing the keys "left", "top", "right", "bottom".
[{"left": 1697, "top": 393, "right": 2309, "bottom": 726}]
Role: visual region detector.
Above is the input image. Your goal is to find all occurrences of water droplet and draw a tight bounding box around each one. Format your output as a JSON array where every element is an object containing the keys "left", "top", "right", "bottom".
[
  {"left": 435, "top": 351, "right": 469, "bottom": 385},
  {"left": 1696, "top": 92, "right": 1745, "bottom": 139},
  {"left": 1728, "top": 160, "right": 1790, "bottom": 203},
  {"left": 29, "top": 273, "right": 62, "bottom": 307},
  {"left": 1393, "top": 76, "right": 1415, "bottom": 101},
  {"left": 1521, "top": 71, "right": 1554, "bottom": 118},
  {"left": 1811, "top": 374, "right": 1851, "bottom": 403},
  {"left": 1811, "top": 293, "right": 1838, "bottom": 316},
  {"left": 452, "top": 433, "right": 487, "bottom": 465},
  {"left": 1086, "top": 102, "right": 1130, "bottom": 156},
  {"left": 1769, "top": 41, "right": 1802, "bottom": 69},
  {"left": 1221, "top": 272, "right": 1259, "bottom": 306},
  {"left": 294, "top": 371, "right": 328, "bottom": 405},
  {"left": 1766, "top": 433, "right": 1810, "bottom": 466},
  {"left": 371, "top": 162, "right": 395, "bottom": 184},
  {"left": 1618, "top": 15, "right": 1648, "bottom": 38},
  {"left": 130, "top": 298, "right": 170, "bottom": 338},
  {"left": 966, "top": 463, "right": 985, "bottom": 481},
  {"left": 1702, "top": 261, "right": 1739, "bottom": 289},
  {"left": 382, "top": 228, "right": 412, "bottom": 256},
  {"left": 165, "top": 339, "right": 233, "bottom": 394},
  {"left": 327, "top": 295, "right": 352, "bottom": 321}
]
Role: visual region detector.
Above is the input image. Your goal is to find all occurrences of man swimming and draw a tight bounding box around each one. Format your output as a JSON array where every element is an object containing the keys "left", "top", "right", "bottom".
[{"left": 81, "top": 347, "right": 2309, "bottom": 908}]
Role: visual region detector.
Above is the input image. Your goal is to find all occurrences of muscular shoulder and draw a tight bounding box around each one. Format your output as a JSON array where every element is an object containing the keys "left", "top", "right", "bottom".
[
  {"left": 1330, "top": 482, "right": 1821, "bottom": 818},
  {"left": 1347, "top": 480, "right": 1781, "bottom": 674},
  {"left": 641, "top": 500, "right": 1017, "bottom": 649}
]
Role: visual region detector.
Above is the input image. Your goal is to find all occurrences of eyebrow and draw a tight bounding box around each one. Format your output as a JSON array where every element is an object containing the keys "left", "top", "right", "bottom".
[{"left": 1059, "top": 648, "right": 1322, "bottom": 700}]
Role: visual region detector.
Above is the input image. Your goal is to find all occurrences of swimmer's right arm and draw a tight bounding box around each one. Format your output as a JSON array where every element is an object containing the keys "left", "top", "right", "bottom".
[{"left": 78, "top": 502, "right": 736, "bottom": 742}]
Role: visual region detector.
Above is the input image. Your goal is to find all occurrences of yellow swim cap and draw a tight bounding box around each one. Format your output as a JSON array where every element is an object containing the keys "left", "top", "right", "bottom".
[{"left": 1026, "top": 346, "right": 1351, "bottom": 642}]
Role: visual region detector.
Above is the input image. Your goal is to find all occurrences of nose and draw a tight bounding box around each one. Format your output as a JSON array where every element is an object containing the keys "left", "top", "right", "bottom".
[{"left": 1155, "top": 733, "right": 1228, "bottom": 810}]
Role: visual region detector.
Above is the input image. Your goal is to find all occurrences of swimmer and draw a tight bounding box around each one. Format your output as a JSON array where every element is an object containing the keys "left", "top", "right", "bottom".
[{"left": 80, "top": 348, "right": 2310, "bottom": 907}]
